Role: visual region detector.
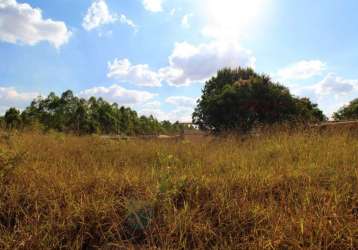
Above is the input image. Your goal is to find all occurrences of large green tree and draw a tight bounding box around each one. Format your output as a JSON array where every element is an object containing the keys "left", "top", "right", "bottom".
[
  {"left": 193, "top": 68, "right": 326, "bottom": 132},
  {"left": 333, "top": 98, "right": 358, "bottom": 121}
]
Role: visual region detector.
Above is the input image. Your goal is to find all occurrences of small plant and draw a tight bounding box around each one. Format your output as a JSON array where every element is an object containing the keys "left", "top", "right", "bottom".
[{"left": 124, "top": 200, "right": 155, "bottom": 243}]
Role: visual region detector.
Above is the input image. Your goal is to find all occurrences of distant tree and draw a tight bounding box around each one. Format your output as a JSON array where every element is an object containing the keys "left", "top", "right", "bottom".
[
  {"left": 333, "top": 98, "right": 358, "bottom": 121},
  {"left": 0, "top": 116, "right": 5, "bottom": 129},
  {"left": 71, "top": 98, "right": 92, "bottom": 134},
  {"left": 21, "top": 97, "right": 43, "bottom": 127},
  {"left": 9, "top": 90, "right": 183, "bottom": 135},
  {"left": 161, "top": 120, "right": 175, "bottom": 134},
  {"left": 4, "top": 107, "right": 21, "bottom": 129},
  {"left": 294, "top": 97, "right": 327, "bottom": 123},
  {"left": 193, "top": 68, "right": 326, "bottom": 132}
]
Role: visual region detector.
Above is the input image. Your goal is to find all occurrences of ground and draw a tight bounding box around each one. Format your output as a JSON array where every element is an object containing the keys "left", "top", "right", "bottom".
[{"left": 0, "top": 129, "right": 357, "bottom": 249}]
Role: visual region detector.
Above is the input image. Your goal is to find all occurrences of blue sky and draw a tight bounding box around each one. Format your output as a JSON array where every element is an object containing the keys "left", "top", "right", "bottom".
[{"left": 1, "top": 0, "right": 358, "bottom": 121}]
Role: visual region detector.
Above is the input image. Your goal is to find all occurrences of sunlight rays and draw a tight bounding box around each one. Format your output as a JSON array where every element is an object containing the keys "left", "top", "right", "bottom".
[{"left": 202, "top": 0, "right": 269, "bottom": 40}]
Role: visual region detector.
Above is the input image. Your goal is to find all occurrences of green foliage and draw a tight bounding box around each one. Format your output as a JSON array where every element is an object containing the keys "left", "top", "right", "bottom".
[
  {"left": 193, "top": 68, "right": 326, "bottom": 132},
  {"left": 4, "top": 108, "right": 21, "bottom": 129},
  {"left": 0, "top": 116, "right": 5, "bottom": 129},
  {"left": 7, "top": 90, "right": 183, "bottom": 135},
  {"left": 333, "top": 98, "right": 358, "bottom": 121},
  {"left": 293, "top": 97, "right": 326, "bottom": 122}
]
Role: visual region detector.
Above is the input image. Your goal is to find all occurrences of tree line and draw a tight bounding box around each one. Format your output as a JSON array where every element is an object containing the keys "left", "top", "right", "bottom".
[
  {"left": 0, "top": 90, "right": 189, "bottom": 135},
  {"left": 1, "top": 68, "right": 358, "bottom": 135}
]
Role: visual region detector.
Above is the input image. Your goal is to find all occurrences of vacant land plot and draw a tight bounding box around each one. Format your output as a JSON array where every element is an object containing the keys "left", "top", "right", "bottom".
[{"left": 0, "top": 130, "right": 357, "bottom": 249}]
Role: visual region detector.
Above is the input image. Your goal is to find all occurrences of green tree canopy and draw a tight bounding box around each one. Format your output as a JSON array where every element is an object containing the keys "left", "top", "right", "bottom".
[
  {"left": 193, "top": 68, "right": 326, "bottom": 132},
  {"left": 4, "top": 107, "right": 21, "bottom": 129},
  {"left": 3, "top": 90, "right": 186, "bottom": 135},
  {"left": 333, "top": 98, "right": 358, "bottom": 121}
]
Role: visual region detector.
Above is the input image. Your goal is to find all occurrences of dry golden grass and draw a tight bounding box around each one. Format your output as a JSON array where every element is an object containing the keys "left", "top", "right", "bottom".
[{"left": 0, "top": 129, "right": 357, "bottom": 249}]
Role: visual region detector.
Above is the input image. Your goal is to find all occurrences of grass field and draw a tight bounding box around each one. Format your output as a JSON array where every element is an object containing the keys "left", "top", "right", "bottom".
[{"left": 0, "top": 129, "right": 357, "bottom": 249}]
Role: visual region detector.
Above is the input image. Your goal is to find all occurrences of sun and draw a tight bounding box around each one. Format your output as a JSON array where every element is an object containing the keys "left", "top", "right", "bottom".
[{"left": 203, "top": 0, "right": 268, "bottom": 40}]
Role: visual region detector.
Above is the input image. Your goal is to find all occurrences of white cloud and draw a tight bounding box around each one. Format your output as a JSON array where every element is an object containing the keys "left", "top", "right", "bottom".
[
  {"left": 83, "top": 0, "right": 137, "bottom": 31},
  {"left": 314, "top": 73, "right": 358, "bottom": 96},
  {"left": 82, "top": 0, "right": 115, "bottom": 30},
  {"left": 138, "top": 101, "right": 194, "bottom": 122},
  {"left": 139, "top": 97, "right": 196, "bottom": 122},
  {"left": 181, "top": 13, "right": 193, "bottom": 28},
  {"left": 138, "top": 101, "right": 165, "bottom": 120},
  {"left": 0, "top": 86, "right": 38, "bottom": 114},
  {"left": 0, "top": 87, "right": 37, "bottom": 102},
  {"left": 118, "top": 14, "right": 137, "bottom": 30},
  {"left": 169, "top": 8, "right": 176, "bottom": 16},
  {"left": 0, "top": 0, "right": 71, "bottom": 48},
  {"left": 78, "top": 84, "right": 156, "bottom": 105},
  {"left": 165, "top": 96, "right": 196, "bottom": 107},
  {"left": 169, "top": 106, "right": 194, "bottom": 122},
  {"left": 277, "top": 60, "right": 326, "bottom": 81},
  {"left": 291, "top": 73, "right": 358, "bottom": 98},
  {"left": 108, "top": 41, "right": 255, "bottom": 87},
  {"left": 159, "top": 41, "right": 256, "bottom": 86},
  {"left": 140, "top": 106, "right": 193, "bottom": 122},
  {"left": 107, "top": 58, "right": 161, "bottom": 87},
  {"left": 288, "top": 73, "right": 358, "bottom": 117},
  {"left": 141, "top": 100, "right": 161, "bottom": 110},
  {"left": 142, "top": 0, "right": 163, "bottom": 12},
  {"left": 275, "top": 60, "right": 339, "bottom": 114}
]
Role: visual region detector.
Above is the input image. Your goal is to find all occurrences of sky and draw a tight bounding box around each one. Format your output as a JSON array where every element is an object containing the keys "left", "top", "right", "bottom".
[{"left": 1, "top": 0, "right": 358, "bottom": 121}]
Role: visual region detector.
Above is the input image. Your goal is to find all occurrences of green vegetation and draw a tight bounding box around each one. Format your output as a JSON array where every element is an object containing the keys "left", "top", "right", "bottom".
[
  {"left": 0, "top": 129, "right": 357, "bottom": 249},
  {"left": 334, "top": 98, "right": 358, "bottom": 121},
  {"left": 2, "top": 90, "right": 188, "bottom": 135},
  {"left": 3, "top": 108, "right": 21, "bottom": 130},
  {"left": 193, "top": 68, "right": 326, "bottom": 132},
  {"left": 2, "top": 68, "right": 358, "bottom": 136}
]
